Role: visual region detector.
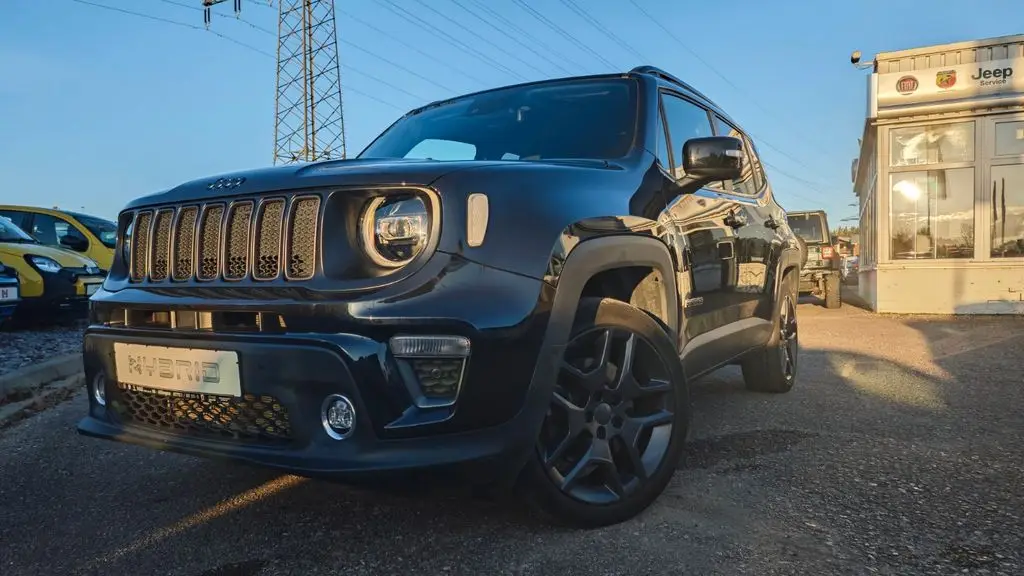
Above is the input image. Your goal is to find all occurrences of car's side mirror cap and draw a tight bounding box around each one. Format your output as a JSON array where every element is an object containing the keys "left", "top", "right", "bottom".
[{"left": 682, "top": 136, "right": 744, "bottom": 181}]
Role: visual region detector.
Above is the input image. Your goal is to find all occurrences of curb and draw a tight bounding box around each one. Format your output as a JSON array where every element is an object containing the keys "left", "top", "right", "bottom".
[{"left": 0, "top": 353, "right": 83, "bottom": 401}]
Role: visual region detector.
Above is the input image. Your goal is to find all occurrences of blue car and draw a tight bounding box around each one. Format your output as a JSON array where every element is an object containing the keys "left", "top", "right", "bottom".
[{"left": 0, "top": 261, "right": 19, "bottom": 324}]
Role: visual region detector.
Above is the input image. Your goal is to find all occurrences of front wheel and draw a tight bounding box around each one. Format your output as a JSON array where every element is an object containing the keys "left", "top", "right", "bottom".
[{"left": 519, "top": 297, "right": 689, "bottom": 528}]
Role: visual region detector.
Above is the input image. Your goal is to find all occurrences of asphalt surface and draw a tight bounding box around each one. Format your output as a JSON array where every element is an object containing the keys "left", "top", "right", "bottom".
[{"left": 2, "top": 299, "right": 1023, "bottom": 575}]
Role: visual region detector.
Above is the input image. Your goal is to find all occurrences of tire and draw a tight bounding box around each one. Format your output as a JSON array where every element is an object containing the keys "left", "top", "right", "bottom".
[
  {"left": 741, "top": 270, "right": 798, "bottom": 393},
  {"left": 519, "top": 297, "right": 689, "bottom": 528},
  {"left": 824, "top": 274, "right": 842, "bottom": 309}
]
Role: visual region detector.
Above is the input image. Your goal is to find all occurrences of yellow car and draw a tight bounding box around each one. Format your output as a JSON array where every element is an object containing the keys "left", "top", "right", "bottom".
[
  {"left": 0, "top": 215, "right": 105, "bottom": 316},
  {"left": 0, "top": 205, "right": 116, "bottom": 272}
]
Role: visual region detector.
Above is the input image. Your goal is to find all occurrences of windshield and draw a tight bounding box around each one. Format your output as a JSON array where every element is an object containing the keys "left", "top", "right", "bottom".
[
  {"left": 67, "top": 211, "right": 117, "bottom": 248},
  {"left": 359, "top": 78, "right": 638, "bottom": 162},
  {"left": 0, "top": 215, "right": 36, "bottom": 243},
  {"left": 787, "top": 213, "right": 826, "bottom": 244}
]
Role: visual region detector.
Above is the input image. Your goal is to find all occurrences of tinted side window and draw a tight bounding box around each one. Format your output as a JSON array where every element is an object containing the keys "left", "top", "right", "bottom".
[
  {"left": 744, "top": 135, "right": 766, "bottom": 191},
  {"left": 660, "top": 92, "right": 713, "bottom": 180},
  {"left": 713, "top": 115, "right": 757, "bottom": 195},
  {"left": 0, "top": 210, "right": 29, "bottom": 229},
  {"left": 655, "top": 105, "right": 671, "bottom": 171},
  {"left": 30, "top": 213, "right": 87, "bottom": 249}
]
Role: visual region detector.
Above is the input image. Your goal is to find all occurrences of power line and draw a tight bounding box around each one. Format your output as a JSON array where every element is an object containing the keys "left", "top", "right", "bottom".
[
  {"left": 464, "top": 0, "right": 589, "bottom": 75},
  {"left": 336, "top": 7, "right": 489, "bottom": 90},
  {"left": 339, "top": 39, "right": 457, "bottom": 97},
  {"left": 558, "top": 0, "right": 645, "bottom": 65},
  {"left": 374, "top": 0, "right": 528, "bottom": 83},
  {"left": 71, "top": 0, "right": 411, "bottom": 116},
  {"left": 510, "top": 0, "right": 617, "bottom": 71},
  {"left": 72, "top": 0, "right": 273, "bottom": 57},
  {"left": 626, "top": 0, "right": 839, "bottom": 181},
  {"left": 445, "top": 0, "right": 575, "bottom": 77},
  {"left": 409, "top": 0, "right": 551, "bottom": 80}
]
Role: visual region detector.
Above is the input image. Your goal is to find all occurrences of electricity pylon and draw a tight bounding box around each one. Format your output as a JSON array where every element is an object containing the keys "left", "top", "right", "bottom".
[{"left": 203, "top": 0, "right": 348, "bottom": 164}]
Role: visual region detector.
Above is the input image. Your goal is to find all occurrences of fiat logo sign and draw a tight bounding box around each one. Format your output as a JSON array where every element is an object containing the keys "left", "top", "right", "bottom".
[
  {"left": 896, "top": 75, "right": 919, "bottom": 95},
  {"left": 207, "top": 177, "right": 246, "bottom": 190}
]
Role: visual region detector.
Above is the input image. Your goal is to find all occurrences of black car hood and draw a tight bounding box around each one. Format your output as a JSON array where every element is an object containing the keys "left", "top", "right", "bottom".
[{"left": 123, "top": 158, "right": 507, "bottom": 210}]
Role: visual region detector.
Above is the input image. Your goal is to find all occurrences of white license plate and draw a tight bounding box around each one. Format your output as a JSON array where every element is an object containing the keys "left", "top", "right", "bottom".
[
  {"left": 86, "top": 283, "right": 101, "bottom": 296},
  {"left": 113, "top": 343, "right": 242, "bottom": 397},
  {"left": 0, "top": 286, "right": 17, "bottom": 302}
]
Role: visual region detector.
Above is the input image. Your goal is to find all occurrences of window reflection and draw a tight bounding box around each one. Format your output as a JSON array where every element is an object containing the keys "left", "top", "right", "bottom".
[
  {"left": 890, "top": 169, "right": 974, "bottom": 259},
  {"left": 990, "top": 164, "right": 1024, "bottom": 258},
  {"left": 890, "top": 122, "right": 974, "bottom": 167}
]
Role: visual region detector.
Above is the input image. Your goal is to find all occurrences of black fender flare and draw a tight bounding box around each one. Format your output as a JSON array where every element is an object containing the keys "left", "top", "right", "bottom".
[
  {"left": 504, "top": 235, "right": 680, "bottom": 476},
  {"left": 773, "top": 243, "right": 803, "bottom": 305}
]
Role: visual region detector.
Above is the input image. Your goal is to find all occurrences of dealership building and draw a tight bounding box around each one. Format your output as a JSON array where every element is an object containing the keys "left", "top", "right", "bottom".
[{"left": 852, "top": 34, "right": 1024, "bottom": 314}]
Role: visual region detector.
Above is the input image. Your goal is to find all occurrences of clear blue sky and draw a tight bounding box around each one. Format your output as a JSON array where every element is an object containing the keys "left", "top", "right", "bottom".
[{"left": 1, "top": 0, "right": 1019, "bottom": 223}]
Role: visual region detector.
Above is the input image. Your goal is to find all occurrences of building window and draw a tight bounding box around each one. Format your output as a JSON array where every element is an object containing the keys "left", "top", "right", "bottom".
[
  {"left": 890, "top": 169, "right": 974, "bottom": 259},
  {"left": 990, "top": 164, "right": 1024, "bottom": 258},
  {"left": 994, "top": 121, "right": 1024, "bottom": 157},
  {"left": 890, "top": 122, "right": 974, "bottom": 167}
]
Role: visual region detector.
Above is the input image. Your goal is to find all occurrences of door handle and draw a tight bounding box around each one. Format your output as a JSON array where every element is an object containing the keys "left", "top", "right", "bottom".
[
  {"left": 765, "top": 215, "right": 781, "bottom": 229},
  {"left": 725, "top": 212, "right": 747, "bottom": 228}
]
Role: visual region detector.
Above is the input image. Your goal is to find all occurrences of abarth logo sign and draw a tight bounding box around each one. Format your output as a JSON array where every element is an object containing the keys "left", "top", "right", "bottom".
[
  {"left": 935, "top": 69, "right": 956, "bottom": 89},
  {"left": 896, "top": 76, "right": 918, "bottom": 95},
  {"left": 207, "top": 177, "right": 246, "bottom": 190},
  {"left": 126, "top": 354, "right": 221, "bottom": 384}
]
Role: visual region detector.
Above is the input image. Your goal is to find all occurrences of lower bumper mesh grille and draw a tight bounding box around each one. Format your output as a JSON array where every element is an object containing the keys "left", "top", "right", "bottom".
[{"left": 112, "top": 384, "right": 293, "bottom": 443}]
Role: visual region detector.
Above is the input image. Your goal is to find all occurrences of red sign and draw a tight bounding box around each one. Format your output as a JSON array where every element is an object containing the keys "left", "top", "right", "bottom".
[
  {"left": 936, "top": 69, "right": 957, "bottom": 89},
  {"left": 896, "top": 76, "right": 919, "bottom": 95}
]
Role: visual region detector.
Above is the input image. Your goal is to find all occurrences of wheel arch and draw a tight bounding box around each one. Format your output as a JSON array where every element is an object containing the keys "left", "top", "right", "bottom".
[{"left": 506, "top": 235, "right": 679, "bottom": 475}]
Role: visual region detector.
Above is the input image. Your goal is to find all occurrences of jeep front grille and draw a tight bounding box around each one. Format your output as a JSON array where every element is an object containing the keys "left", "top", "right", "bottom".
[
  {"left": 112, "top": 384, "right": 292, "bottom": 443},
  {"left": 127, "top": 194, "right": 321, "bottom": 283}
]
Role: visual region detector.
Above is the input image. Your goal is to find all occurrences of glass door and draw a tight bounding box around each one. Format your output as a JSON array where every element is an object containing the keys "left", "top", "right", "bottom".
[{"left": 987, "top": 117, "right": 1024, "bottom": 259}]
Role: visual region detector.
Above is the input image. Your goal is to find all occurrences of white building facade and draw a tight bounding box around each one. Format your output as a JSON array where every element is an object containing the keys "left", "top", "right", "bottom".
[{"left": 853, "top": 34, "right": 1024, "bottom": 314}]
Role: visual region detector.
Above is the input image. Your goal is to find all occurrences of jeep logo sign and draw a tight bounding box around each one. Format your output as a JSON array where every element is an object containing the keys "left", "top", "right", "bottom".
[{"left": 971, "top": 66, "right": 1014, "bottom": 87}]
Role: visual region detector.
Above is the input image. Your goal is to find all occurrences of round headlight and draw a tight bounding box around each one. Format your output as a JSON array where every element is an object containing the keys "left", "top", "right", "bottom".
[{"left": 360, "top": 195, "right": 429, "bottom": 268}]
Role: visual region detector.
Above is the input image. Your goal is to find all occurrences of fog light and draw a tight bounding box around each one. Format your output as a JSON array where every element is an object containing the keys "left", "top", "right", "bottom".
[
  {"left": 321, "top": 394, "right": 356, "bottom": 440},
  {"left": 390, "top": 335, "right": 470, "bottom": 409},
  {"left": 91, "top": 373, "right": 107, "bottom": 406}
]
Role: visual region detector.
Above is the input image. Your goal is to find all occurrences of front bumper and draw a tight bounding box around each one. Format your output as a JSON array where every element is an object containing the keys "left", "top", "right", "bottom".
[
  {"left": 20, "top": 268, "right": 104, "bottom": 312},
  {"left": 76, "top": 255, "right": 556, "bottom": 483}
]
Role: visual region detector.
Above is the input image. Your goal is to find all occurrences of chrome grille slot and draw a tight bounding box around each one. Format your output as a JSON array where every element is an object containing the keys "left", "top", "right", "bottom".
[
  {"left": 224, "top": 202, "right": 253, "bottom": 280},
  {"left": 254, "top": 199, "right": 285, "bottom": 280},
  {"left": 287, "top": 195, "right": 320, "bottom": 280},
  {"left": 130, "top": 211, "right": 153, "bottom": 282},
  {"left": 172, "top": 206, "right": 199, "bottom": 281},
  {"left": 150, "top": 209, "right": 174, "bottom": 281},
  {"left": 125, "top": 193, "right": 321, "bottom": 283},
  {"left": 197, "top": 204, "right": 224, "bottom": 281}
]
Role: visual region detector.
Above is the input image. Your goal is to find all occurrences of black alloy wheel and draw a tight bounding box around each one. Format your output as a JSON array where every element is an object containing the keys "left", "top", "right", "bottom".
[{"left": 522, "top": 297, "right": 688, "bottom": 527}]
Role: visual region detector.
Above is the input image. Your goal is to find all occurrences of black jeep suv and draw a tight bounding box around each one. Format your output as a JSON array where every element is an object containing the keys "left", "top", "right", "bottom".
[
  {"left": 77, "top": 66, "right": 803, "bottom": 527},
  {"left": 786, "top": 210, "right": 841, "bottom": 308}
]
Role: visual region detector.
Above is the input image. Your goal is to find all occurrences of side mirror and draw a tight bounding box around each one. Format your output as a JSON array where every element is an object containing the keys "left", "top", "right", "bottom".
[
  {"left": 59, "top": 234, "right": 88, "bottom": 252},
  {"left": 670, "top": 136, "right": 745, "bottom": 196}
]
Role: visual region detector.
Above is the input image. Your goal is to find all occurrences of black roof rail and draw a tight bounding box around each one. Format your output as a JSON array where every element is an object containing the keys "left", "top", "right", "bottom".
[{"left": 629, "top": 65, "right": 718, "bottom": 108}]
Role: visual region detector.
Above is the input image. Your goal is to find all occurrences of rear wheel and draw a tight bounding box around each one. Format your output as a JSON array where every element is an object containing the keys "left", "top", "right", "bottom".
[
  {"left": 520, "top": 297, "right": 689, "bottom": 528},
  {"left": 741, "top": 271, "right": 799, "bottom": 393},
  {"left": 824, "top": 273, "right": 842, "bottom": 309}
]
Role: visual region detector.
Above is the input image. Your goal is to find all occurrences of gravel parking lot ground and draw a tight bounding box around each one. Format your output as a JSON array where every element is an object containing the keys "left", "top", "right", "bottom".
[
  {"left": 1, "top": 301, "right": 1022, "bottom": 576},
  {"left": 0, "top": 322, "right": 85, "bottom": 376}
]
